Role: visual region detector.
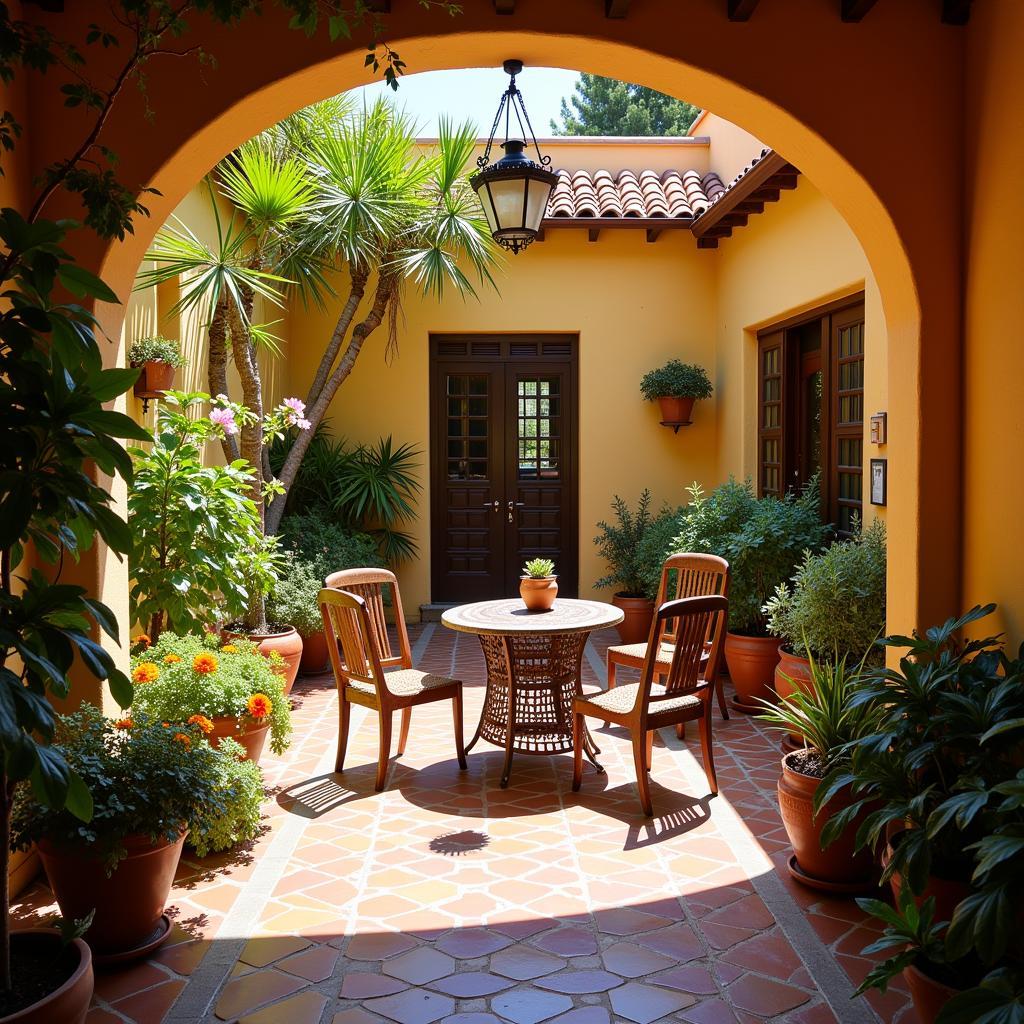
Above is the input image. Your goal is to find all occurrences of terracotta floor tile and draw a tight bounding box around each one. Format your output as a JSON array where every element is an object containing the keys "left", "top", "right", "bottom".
[
  {"left": 531, "top": 927, "right": 597, "bottom": 957},
  {"left": 548, "top": 1010, "right": 611, "bottom": 1024},
  {"left": 278, "top": 943, "right": 341, "bottom": 982},
  {"left": 429, "top": 971, "right": 515, "bottom": 996},
  {"left": 345, "top": 931, "right": 420, "bottom": 961},
  {"left": 608, "top": 981, "right": 697, "bottom": 1023},
  {"left": 332, "top": 1009, "right": 382, "bottom": 1024},
  {"left": 364, "top": 987, "right": 455, "bottom": 1024},
  {"left": 213, "top": 970, "right": 308, "bottom": 1020},
  {"left": 593, "top": 907, "right": 674, "bottom": 936},
  {"left": 490, "top": 988, "right": 574, "bottom": 1024},
  {"left": 536, "top": 968, "right": 624, "bottom": 993},
  {"left": 649, "top": 963, "right": 719, "bottom": 995},
  {"left": 491, "top": 945, "right": 567, "bottom": 981},
  {"left": 677, "top": 996, "right": 740, "bottom": 1024},
  {"left": 383, "top": 947, "right": 456, "bottom": 985},
  {"left": 111, "top": 979, "right": 186, "bottom": 1024},
  {"left": 634, "top": 923, "right": 704, "bottom": 962},
  {"left": 728, "top": 974, "right": 812, "bottom": 1016},
  {"left": 239, "top": 934, "right": 312, "bottom": 968},
  {"left": 94, "top": 961, "right": 170, "bottom": 1002},
  {"left": 238, "top": 990, "right": 329, "bottom": 1024},
  {"left": 436, "top": 927, "right": 513, "bottom": 959},
  {"left": 600, "top": 940, "right": 675, "bottom": 978}
]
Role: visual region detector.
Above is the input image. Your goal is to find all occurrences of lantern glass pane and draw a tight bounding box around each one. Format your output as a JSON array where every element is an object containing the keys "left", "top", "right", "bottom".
[
  {"left": 487, "top": 176, "right": 528, "bottom": 231},
  {"left": 524, "top": 177, "right": 553, "bottom": 232},
  {"left": 476, "top": 184, "right": 499, "bottom": 232}
]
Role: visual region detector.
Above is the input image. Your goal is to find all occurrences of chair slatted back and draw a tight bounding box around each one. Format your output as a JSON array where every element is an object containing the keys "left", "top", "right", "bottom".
[
  {"left": 319, "top": 587, "right": 384, "bottom": 691},
  {"left": 324, "top": 567, "right": 411, "bottom": 669},
  {"left": 641, "top": 595, "right": 729, "bottom": 707},
  {"left": 653, "top": 554, "right": 730, "bottom": 647}
]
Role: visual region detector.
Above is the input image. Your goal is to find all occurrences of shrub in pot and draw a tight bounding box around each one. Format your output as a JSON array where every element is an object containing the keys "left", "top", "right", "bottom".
[
  {"left": 520, "top": 558, "right": 558, "bottom": 612},
  {"left": 130, "top": 633, "right": 292, "bottom": 762},
  {"left": 757, "top": 651, "right": 881, "bottom": 891},
  {"left": 595, "top": 492, "right": 680, "bottom": 644},
  {"left": 128, "top": 335, "right": 185, "bottom": 399},
  {"left": 670, "top": 478, "right": 828, "bottom": 709},
  {"left": 639, "top": 359, "right": 713, "bottom": 425},
  {"left": 10, "top": 707, "right": 236, "bottom": 960}
]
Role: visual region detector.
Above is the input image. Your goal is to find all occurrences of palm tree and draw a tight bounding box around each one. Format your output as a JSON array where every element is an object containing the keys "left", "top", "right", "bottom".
[{"left": 137, "top": 99, "right": 499, "bottom": 629}]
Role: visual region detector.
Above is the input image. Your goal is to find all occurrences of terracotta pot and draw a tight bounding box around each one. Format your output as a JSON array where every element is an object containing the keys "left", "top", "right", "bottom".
[
  {"left": 2, "top": 930, "right": 93, "bottom": 1024},
  {"left": 225, "top": 624, "right": 302, "bottom": 694},
  {"left": 777, "top": 751, "right": 874, "bottom": 888},
  {"left": 37, "top": 832, "right": 185, "bottom": 956},
  {"left": 775, "top": 646, "right": 815, "bottom": 745},
  {"left": 725, "top": 632, "right": 782, "bottom": 706},
  {"left": 883, "top": 832, "right": 971, "bottom": 926},
  {"left": 209, "top": 715, "right": 271, "bottom": 763},
  {"left": 612, "top": 594, "right": 655, "bottom": 645},
  {"left": 132, "top": 360, "right": 176, "bottom": 398},
  {"left": 299, "top": 629, "right": 329, "bottom": 674},
  {"left": 903, "top": 963, "right": 959, "bottom": 1023},
  {"left": 656, "top": 395, "right": 695, "bottom": 424},
  {"left": 520, "top": 575, "right": 558, "bottom": 612}
]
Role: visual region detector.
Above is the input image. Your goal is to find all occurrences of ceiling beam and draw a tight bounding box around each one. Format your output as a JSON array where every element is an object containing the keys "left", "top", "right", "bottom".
[
  {"left": 588, "top": 227, "right": 601, "bottom": 243},
  {"left": 364, "top": 0, "right": 390, "bottom": 10},
  {"left": 942, "top": 0, "right": 971, "bottom": 24},
  {"left": 841, "top": 0, "right": 878, "bottom": 21},
  {"left": 605, "top": 0, "right": 631, "bottom": 17},
  {"left": 697, "top": 238, "right": 720, "bottom": 250},
  {"left": 645, "top": 228, "right": 663, "bottom": 243},
  {"left": 493, "top": 0, "right": 515, "bottom": 12},
  {"left": 728, "top": 0, "right": 760, "bottom": 21}
]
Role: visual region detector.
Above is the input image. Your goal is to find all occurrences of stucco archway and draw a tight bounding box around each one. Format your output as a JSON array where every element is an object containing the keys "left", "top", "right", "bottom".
[{"left": 24, "top": 0, "right": 964, "bottom": 662}]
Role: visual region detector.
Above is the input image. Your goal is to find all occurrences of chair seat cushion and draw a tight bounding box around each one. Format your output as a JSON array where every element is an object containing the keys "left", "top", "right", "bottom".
[
  {"left": 349, "top": 669, "right": 459, "bottom": 698},
  {"left": 577, "top": 682, "right": 701, "bottom": 717},
  {"left": 608, "top": 641, "right": 675, "bottom": 664}
]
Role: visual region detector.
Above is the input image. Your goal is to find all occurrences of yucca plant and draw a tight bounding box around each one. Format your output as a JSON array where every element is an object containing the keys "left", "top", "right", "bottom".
[{"left": 137, "top": 99, "right": 499, "bottom": 627}]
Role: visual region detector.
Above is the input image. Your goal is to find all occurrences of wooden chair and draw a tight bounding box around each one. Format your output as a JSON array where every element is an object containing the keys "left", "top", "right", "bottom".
[
  {"left": 573, "top": 594, "right": 729, "bottom": 816},
  {"left": 607, "top": 553, "right": 730, "bottom": 724},
  {"left": 319, "top": 568, "right": 467, "bottom": 792}
]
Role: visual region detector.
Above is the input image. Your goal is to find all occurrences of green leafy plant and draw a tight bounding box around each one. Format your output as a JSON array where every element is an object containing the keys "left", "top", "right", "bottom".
[
  {"left": 595, "top": 491, "right": 682, "bottom": 598},
  {"left": 670, "top": 478, "right": 828, "bottom": 635},
  {"left": 267, "top": 555, "right": 328, "bottom": 638},
  {"left": 757, "top": 650, "right": 880, "bottom": 765},
  {"left": 10, "top": 706, "right": 228, "bottom": 872},
  {"left": 128, "top": 336, "right": 185, "bottom": 368},
  {"left": 523, "top": 558, "right": 555, "bottom": 579},
  {"left": 277, "top": 513, "right": 384, "bottom": 583},
  {"left": 188, "top": 736, "right": 264, "bottom": 859},
  {"left": 635, "top": 504, "right": 685, "bottom": 601},
  {"left": 764, "top": 519, "right": 886, "bottom": 663},
  {"left": 639, "top": 359, "right": 713, "bottom": 401},
  {"left": 128, "top": 393, "right": 282, "bottom": 639},
  {"left": 130, "top": 634, "right": 292, "bottom": 755}
]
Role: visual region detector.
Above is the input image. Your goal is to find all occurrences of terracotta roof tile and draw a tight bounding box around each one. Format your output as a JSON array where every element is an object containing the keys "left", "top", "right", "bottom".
[{"left": 546, "top": 167, "right": 726, "bottom": 221}]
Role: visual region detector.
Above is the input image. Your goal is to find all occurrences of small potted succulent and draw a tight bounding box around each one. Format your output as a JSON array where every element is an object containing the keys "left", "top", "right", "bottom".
[
  {"left": 129, "top": 633, "right": 291, "bottom": 763},
  {"left": 640, "top": 359, "right": 713, "bottom": 426},
  {"left": 128, "top": 336, "right": 185, "bottom": 402},
  {"left": 11, "top": 707, "right": 231, "bottom": 962},
  {"left": 520, "top": 557, "right": 558, "bottom": 612}
]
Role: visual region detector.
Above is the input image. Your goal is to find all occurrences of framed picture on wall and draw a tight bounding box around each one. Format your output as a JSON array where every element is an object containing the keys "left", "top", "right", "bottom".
[{"left": 870, "top": 458, "right": 887, "bottom": 506}]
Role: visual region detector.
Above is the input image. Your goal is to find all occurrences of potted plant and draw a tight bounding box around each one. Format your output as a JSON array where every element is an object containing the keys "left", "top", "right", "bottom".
[
  {"left": 128, "top": 335, "right": 186, "bottom": 401},
  {"left": 640, "top": 359, "right": 713, "bottom": 426},
  {"left": 520, "top": 558, "right": 558, "bottom": 612},
  {"left": 763, "top": 519, "right": 886, "bottom": 743},
  {"left": 130, "top": 633, "right": 292, "bottom": 763},
  {"left": 670, "top": 478, "right": 827, "bottom": 710},
  {"left": 275, "top": 514, "right": 384, "bottom": 674},
  {"left": 757, "top": 651, "right": 880, "bottom": 891},
  {"left": 595, "top": 492, "right": 680, "bottom": 644},
  {"left": 10, "top": 707, "right": 232, "bottom": 962}
]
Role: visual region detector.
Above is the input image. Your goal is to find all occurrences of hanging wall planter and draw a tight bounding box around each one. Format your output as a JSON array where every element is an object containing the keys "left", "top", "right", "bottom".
[
  {"left": 128, "top": 336, "right": 186, "bottom": 414},
  {"left": 640, "top": 359, "right": 713, "bottom": 433}
]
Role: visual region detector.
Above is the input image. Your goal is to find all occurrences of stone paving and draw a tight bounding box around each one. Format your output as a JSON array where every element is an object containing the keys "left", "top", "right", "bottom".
[{"left": 13, "top": 623, "right": 914, "bottom": 1023}]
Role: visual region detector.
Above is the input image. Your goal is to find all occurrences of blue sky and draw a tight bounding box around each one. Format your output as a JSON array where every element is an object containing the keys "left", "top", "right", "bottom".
[{"left": 349, "top": 67, "right": 581, "bottom": 137}]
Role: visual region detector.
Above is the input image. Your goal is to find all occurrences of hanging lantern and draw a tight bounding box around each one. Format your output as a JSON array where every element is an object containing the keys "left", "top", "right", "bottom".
[{"left": 470, "top": 60, "right": 559, "bottom": 255}]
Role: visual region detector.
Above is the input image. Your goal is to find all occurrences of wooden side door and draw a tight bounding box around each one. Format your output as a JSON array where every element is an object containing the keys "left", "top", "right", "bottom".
[{"left": 430, "top": 358, "right": 507, "bottom": 603}]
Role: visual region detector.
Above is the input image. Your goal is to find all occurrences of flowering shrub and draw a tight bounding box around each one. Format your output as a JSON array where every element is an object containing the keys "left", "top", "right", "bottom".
[
  {"left": 10, "top": 706, "right": 231, "bottom": 871},
  {"left": 128, "top": 335, "right": 186, "bottom": 368},
  {"left": 130, "top": 633, "right": 292, "bottom": 754},
  {"left": 188, "top": 736, "right": 264, "bottom": 858}
]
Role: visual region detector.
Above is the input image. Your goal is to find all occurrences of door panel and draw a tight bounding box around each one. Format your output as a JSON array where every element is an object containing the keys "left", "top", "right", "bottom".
[{"left": 430, "top": 337, "right": 578, "bottom": 603}]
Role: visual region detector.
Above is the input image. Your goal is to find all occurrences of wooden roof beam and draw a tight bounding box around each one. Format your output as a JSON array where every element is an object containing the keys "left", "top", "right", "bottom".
[
  {"left": 588, "top": 227, "right": 601, "bottom": 243},
  {"left": 646, "top": 227, "right": 663, "bottom": 243},
  {"left": 605, "top": 0, "right": 631, "bottom": 17},
  {"left": 697, "top": 237, "right": 720, "bottom": 249},
  {"left": 841, "top": 0, "right": 878, "bottom": 21},
  {"left": 493, "top": 0, "right": 515, "bottom": 12},
  {"left": 728, "top": 0, "right": 760, "bottom": 21},
  {"left": 942, "top": 0, "right": 971, "bottom": 24}
]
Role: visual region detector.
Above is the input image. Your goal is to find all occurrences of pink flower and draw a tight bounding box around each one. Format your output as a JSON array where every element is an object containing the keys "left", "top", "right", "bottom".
[
  {"left": 295, "top": 417, "right": 311, "bottom": 430},
  {"left": 281, "top": 397, "right": 310, "bottom": 431},
  {"left": 283, "top": 397, "right": 305, "bottom": 416},
  {"left": 210, "top": 407, "right": 238, "bottom": 435}
]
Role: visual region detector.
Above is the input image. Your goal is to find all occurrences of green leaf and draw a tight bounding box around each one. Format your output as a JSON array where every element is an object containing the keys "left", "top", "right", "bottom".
[
  {"left": 57, "top": 263, "right": 119, "bottom": 302},
  {"left": 86, "top": 366, "right": 140, "bottom": 402},
  {"left": 106, "top": 668, "right": 133, "bottom": 710},
  {"left": 64, "top": 770, "right": 94, "bottom": 822}
]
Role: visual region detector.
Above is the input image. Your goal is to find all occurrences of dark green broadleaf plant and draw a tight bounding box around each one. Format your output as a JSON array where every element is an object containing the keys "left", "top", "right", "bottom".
[{"left": 594, "top": 490, "right": 682, "bottom": 599}]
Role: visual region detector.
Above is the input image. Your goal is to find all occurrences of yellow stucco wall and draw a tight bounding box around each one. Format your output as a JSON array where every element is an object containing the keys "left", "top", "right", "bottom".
[{"left": 963, "top": 2, "right": 1024, "bottom": 640}]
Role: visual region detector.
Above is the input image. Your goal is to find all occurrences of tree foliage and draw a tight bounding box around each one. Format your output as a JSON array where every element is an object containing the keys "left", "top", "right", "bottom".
[{"left": 551, "top": 74, "right": 700, "bottom": 137}]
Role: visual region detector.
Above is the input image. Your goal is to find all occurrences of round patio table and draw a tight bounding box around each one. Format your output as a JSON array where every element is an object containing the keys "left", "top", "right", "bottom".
[{"left": 441, "top": 598, "right": 624, "bottom": 788}]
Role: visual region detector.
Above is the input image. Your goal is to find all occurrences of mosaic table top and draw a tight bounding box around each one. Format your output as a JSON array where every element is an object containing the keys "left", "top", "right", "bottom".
[{"left": 441, "top": 598, "right": 624, "bottom": 637}]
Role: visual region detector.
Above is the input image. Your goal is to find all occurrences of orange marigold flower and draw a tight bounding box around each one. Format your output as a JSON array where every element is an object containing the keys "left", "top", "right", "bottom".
[
  {"left": 192, "top": 652, "right": 219, "bottom": 675},
  {"left": 163, "top": 653, "right": 181, "bottom": 665},
  {"left": 173, "top": 733, "right": 191, "bottom": 749},
  {"left": 133, "top": 634, "right": 151, "bottom": 649},
  {"left": 132, "top": 662, "right": 160, "bottom": 684},
  {"left": 220, "top": 643, "right": 238, "bottom": 654},
  {"left": 246, "top": 693, "right": 272, "bottom": 720},
  {"left": 187, "top": 714, "right": 214, "bottom": 735},
  {"left": 114, "top": 718, "right": 134, "bottom": 730}
]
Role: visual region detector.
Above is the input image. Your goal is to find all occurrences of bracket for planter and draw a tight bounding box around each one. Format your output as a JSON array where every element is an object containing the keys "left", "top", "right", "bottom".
[{"left": 659, "top": 420, "right": 693, "bottom": 434}]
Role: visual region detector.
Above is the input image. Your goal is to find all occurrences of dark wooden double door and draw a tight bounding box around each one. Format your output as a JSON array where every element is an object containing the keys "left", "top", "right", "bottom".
[{"left": 430, "top": 335, "right": 578, "bottom": 603}]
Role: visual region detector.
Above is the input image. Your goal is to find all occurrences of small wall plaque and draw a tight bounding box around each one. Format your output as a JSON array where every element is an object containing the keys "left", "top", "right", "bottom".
[
  {"left": 870, "top": 411, "right": 887, "bottom": 445},
  {"left": 870, "top": 458, "right": 887, "bottom": 506}
]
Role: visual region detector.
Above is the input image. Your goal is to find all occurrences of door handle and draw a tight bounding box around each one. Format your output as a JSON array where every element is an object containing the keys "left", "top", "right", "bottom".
[
  {"left": 507, "top": 500, "right": 525, "bottom": 522},
  {"left": 482, "top": 499, "right": 500, "bottom": 511}
]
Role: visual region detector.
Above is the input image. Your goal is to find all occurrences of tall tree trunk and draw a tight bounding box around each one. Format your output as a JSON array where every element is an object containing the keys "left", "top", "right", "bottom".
[
  {"left": 265, "top": 272, "right": 396, "bottom": 536},
  {"left": 208, "top": 295, "right": 240, "bottom": 464},
  {"left": 303, "top": 264, "right": 369, "bottom": 410}
]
